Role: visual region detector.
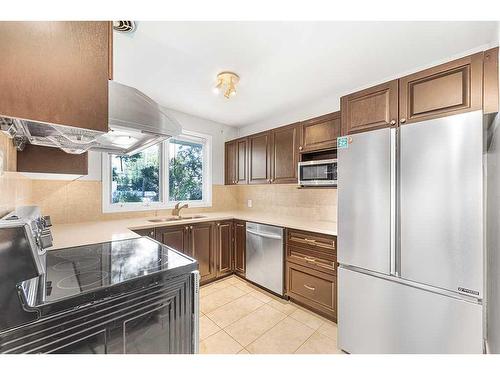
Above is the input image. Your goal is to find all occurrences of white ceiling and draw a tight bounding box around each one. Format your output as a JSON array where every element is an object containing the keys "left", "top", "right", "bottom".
[{"left": 114, "top": 21, "right": 499, "bottom": 128}]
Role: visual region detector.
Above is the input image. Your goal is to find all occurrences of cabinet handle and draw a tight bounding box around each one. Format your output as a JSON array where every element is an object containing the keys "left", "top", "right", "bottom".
[
  {"left": 304, "top": 256, "right": 316, "bottom": 263},
  {"left": 390, "top": 120, "right": 396, "bottom": 126},
  {"left": 217, "top": 223, "right": 220, "bottom": 227},
  {"left": 303, "top": 284, "right": 316, "bottom": 291},
  {"left": 400, "top": 118, "right": 407, "bottom": 124},
  {"left": 190, "top": 226, "right": 193, "bottom": 229},
  {"left": 304, "top": 238, "right": 316, "bottom": 243},
  {"left": 299, "top": 146, "right": 303, "bottom": 151},
  {"left": 185, "top": 226, "right": 189, "bottom": 230}
]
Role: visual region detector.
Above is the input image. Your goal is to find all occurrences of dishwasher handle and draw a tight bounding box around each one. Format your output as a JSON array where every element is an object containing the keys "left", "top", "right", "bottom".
[{"left": 246, "top": 228, "right": 283, "bottom": 240}]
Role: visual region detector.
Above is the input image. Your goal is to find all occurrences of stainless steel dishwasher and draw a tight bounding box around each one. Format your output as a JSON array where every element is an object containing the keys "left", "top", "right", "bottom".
[{"left": 245, "top": 222, "right": 284, "bottom": 295}]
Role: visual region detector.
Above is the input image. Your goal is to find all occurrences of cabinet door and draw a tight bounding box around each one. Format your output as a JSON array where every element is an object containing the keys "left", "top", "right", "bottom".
[
  {"left": 300, "top": 112, "right": 340, "bottom": 152},
  {"left": 155, "top": 225, "right": 188, "bottom": 254},
  {"left": 190, "top": 222, "right": 216, "bottom": 283},
  {"left": 132, "top": 228, "right": 155, "bottom": 238},
  {"left": 341, "top": 80, "right": 398, "bottom": 135},
  {"left": 399, "top": 52, "right": 483, "bottom": 125},
  {"left": 236, "top": 138, "right": 248, "bottom": 184},
  {"left": 271, "top": 124, "right": 300, "bottom": 184},
  {"left": 286, "top": 262, "right": 336, "bottom": 321},
  {"left": 216, "top": 221, "right": 233, "bottom": 277},
  {"left": 234, "top": 220, "right": 246, "bottom": 276},
  {"left": 17, "top": 144, "right": 88, "bottom": 175},
  {"left": 483, "top": 47, "right": 499, "bottom": 114},
  {"left": 0, "top": 21, "right": 111, "bottom": 133},
  {"left": 225, "top": 141, "right": 237, "bottom": 185},
  {"left": 248, "top": 132, "right": 271, "bottom": 184}
]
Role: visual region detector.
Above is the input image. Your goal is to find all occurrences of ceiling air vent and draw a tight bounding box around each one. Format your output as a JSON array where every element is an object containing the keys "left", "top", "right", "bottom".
[{"left": 113, "top": 21, "right": 137, "bottom": 33}]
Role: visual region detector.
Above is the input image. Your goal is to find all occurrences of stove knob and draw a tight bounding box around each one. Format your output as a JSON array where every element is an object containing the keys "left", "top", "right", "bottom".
[
  {"left": 40, "top": 230, "right": 53, "bottom": 249},
  {"left": 43, "top": 215, "right": 52, "bottom": 228}
]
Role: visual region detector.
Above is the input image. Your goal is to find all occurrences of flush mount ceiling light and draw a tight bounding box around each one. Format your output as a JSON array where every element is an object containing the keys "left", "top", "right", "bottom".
[{"left": 213, "top": 72, "right": 240, "bottom": 99}]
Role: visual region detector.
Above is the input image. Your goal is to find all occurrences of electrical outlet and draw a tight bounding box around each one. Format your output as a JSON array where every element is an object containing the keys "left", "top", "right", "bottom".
[{"left": 247, "top": 199, "right": 252, "bottom": 208}]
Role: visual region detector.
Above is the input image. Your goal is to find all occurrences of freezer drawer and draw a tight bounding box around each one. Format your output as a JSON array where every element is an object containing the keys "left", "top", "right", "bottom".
[
  {"left": 337, "top": 127, "right": 392, "bottom": 274},
  {"left": 338, "top": 267, "right": 483, "bottom": 354},
  {"left": 399, "top": 111, "right": 484, "bottom": 298}
]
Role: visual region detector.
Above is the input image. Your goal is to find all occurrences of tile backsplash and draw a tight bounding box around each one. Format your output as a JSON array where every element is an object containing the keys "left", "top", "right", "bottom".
[
  {"left": 0, "top": 133, "right": 33, "bottom": 217},
  {"left": 3, "top": 131, "right": 336, "bottom": 225},
  {"left": 30, "top": 181, "right": 239, "bottom": 224},
  {"left": 29, "top": 180, "right": 336, "bottom": 224},
  {"left": 233, "top": 184, "right": 337, "bottom": 222}
]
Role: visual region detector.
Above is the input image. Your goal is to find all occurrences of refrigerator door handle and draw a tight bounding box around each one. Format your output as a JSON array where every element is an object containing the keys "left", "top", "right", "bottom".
[{"left": 390, "top": 127, "right": 398, "bottom": 277}]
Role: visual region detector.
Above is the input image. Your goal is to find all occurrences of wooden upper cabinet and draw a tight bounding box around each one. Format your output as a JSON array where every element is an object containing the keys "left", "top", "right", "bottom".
[
  {"left": 225, "top": 141, "right": 236, "bottom": 185},
  {"left": 483, "top": 47, "right": 499, "bottom": 115},
  {"left": 248, "top": 132, "right": 271, "bottom": 184},
  {"left": 0, "top": 21, "right": 111, "bottom": 133},
  {"left": 17, "top": 145, "right": 88, "bottom": 175},
  {"left": 236, "top": 138, "right": 248, "bottom": 184},
  {"left": 341, "top": 80, "right": 398, "bottom": 135},
  {"left": 300, "top": 112, "right": 340, "bottom": 152},
  {"left": 399, "top": 52, "right": 483, "bottom": 125},
  {"left": 271, "top": 123, "right": 300, "bottom": 184}
]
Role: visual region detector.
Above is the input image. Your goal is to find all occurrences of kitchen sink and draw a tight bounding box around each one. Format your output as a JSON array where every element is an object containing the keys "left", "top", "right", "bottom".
[{"left": 148, "top": 215, "right": 207, "bottom": 223}]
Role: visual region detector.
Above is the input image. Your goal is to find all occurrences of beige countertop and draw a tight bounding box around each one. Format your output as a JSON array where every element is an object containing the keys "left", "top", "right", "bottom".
[{"left": 49, "top": 211, "right": 337, "bottom": 250}]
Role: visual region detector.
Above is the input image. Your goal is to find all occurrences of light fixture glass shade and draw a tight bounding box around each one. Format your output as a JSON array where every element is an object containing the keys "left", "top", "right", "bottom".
[{"left": 214, "top": 72, "right": 239, "bottom": 99}]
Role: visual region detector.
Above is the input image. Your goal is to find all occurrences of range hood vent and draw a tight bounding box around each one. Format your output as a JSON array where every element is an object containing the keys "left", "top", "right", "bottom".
[{"left": 0, "top": 81, "right": 182, "bottom": 155}]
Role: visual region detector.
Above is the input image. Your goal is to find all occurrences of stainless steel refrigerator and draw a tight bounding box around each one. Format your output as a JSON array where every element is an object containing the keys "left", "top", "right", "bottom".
[{"left": 337, "top": 111, "right": 485, "bottom": 354}]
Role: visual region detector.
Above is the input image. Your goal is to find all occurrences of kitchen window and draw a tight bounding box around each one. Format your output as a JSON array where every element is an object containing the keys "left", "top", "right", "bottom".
[{"left": 102, "top": 130, "right": 212, "bottom": 212}]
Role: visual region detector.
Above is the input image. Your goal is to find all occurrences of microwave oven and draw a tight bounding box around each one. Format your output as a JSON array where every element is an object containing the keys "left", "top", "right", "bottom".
[{"left": 298, "top": 159, "right": 337, "bottom": 187}]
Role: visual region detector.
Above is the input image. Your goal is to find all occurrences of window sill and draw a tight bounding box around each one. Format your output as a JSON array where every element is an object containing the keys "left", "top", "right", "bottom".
[{"left": 102, "top": 201, "right": 212, "bottom": 214}]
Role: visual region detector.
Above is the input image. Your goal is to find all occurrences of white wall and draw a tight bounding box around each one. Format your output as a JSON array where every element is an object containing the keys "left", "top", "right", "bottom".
[
  {"left": 83, "top": 108, "right": 238, "bottom": 184},
  {"left": 236, "top": 42, "right": 499, "bottom": 139}
]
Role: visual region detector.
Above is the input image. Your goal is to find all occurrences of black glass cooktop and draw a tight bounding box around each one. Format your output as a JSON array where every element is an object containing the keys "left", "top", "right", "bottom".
[{"left": 18, "top": 237, "right": 196, "bottom": 308}]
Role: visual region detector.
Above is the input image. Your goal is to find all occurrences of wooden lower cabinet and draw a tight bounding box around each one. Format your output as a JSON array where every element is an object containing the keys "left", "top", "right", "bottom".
[
  {"left": 216, "top": 221, "right": 233, "bottom": 278},
  {"left": 155, "top": 225, "right": 189, "bottom": 254},
  {"left": 132, "top": 228, "right": 155, "bottom": 239},
  {"left": 233, "top": 220, "right": 246, "bottom": 276},
  {"left": 188, "top": 222, "right": 216, "bottom": 284},
  {"left": 286, "top": 262, "right": 337, "bottom": 321},
  {"left": 285, "top": 229, "right": 337, "bottom": 321},
  {"left": 155, "top": 223, "right": 216, "bottom": 284}
]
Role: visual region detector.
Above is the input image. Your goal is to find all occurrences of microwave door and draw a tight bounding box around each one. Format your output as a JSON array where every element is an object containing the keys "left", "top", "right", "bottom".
[{"left": 299, "top": 160, "right": 336, "bottom": 186}]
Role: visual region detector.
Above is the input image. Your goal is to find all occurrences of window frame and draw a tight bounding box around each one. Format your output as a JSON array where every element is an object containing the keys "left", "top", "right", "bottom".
[{"left": 102, "top": 130, "right": 212, "bottom": 213}]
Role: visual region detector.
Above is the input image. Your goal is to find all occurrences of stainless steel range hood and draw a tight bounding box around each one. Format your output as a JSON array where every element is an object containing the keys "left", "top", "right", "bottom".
[{"left": 0, "top": 81, "right": 182, "bottom": 155}]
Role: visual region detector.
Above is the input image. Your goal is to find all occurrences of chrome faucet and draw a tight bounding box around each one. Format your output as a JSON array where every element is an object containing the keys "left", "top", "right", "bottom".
[{"left": 172, "top": 202, "right": 188, "bottom": 217}]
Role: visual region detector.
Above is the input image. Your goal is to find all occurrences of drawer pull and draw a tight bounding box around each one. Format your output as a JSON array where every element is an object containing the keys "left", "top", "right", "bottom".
[
  {"left": 304, "top": 238, "right": 316, "bottom": 243},
  {"left": 304, "top": 256, "right": 316, "bottom": 263},
  {"left": 303, "top": 284, "right": 316, "bottom": 291}
]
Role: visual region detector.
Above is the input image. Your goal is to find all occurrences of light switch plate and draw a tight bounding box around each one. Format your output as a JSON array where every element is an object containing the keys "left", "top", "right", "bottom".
[{"left": 247, "top": 199, "right": 252, "bottom": 208}]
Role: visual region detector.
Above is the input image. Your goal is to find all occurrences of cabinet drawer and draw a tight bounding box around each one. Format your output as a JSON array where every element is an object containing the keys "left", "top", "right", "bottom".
[
  {"left": 287, "top": 245, "right": 336, "bottom": 275},
  {"left": 287, "top": 229, "right": 336, "bottom": 255},
  {"left": 287, "top": 263, "right": 336, "bottom": 320}
]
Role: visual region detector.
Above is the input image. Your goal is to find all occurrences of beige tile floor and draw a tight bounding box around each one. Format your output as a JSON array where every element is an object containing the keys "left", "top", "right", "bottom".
[{"left": 199, "top": 275, "right": 343, "bottom": 354}]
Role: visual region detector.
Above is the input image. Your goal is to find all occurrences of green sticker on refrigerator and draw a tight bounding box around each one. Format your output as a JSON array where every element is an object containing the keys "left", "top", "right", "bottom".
[{"left": 337, "top": 136, "right": 349, "bottom": 149}]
